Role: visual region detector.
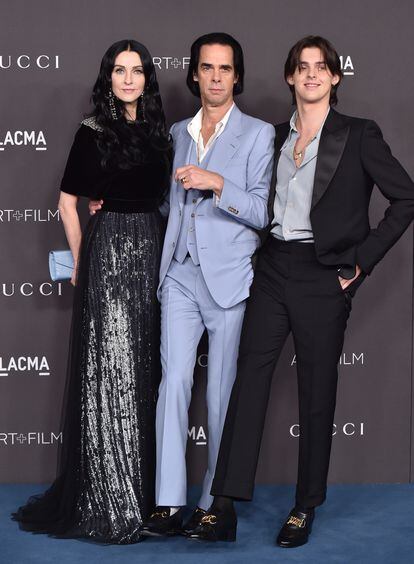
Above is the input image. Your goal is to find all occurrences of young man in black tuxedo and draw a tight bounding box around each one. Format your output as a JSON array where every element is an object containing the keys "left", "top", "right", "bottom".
[{"left": 189, "top": 35, "right": 414, "bottom": 547}]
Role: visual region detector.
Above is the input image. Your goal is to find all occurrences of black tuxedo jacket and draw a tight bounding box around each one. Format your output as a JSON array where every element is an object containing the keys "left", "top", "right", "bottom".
[{"left": 265, "top": 109, "right": 414, "bottom": 278}]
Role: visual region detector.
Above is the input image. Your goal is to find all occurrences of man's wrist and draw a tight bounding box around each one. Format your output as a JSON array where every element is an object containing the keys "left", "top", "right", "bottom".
[{"left": 212, "top": 174, "right": 224, "bottom": 197}]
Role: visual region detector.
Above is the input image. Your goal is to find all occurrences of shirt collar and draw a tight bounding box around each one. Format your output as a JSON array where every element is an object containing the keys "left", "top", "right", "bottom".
[
  {"left": 187, "top": 102, "right": 235, "bottom": 142},
  {"left": 288, "top": 106, "right": 331, "bottom": 142}
]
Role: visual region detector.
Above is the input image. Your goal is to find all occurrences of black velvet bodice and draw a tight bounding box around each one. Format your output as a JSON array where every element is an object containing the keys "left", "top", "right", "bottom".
[{"left": 60, "top": 123, "right": 170, "bottom": 212}]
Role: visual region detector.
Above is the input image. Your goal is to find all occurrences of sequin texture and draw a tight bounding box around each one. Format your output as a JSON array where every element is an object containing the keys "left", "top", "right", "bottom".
[
  {"left": 72, "top": 211, "right": 163, "bottom": 543},
  {"left": 13, "top": 210, "right": 164, "bottom": 544}
]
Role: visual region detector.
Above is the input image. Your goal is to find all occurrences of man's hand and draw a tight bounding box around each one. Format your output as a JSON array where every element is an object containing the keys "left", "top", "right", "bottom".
[
  {"left": 175, "top": 165, "right": 224, "bottom": 197},
  {"left": 338, "top": 265, "right": 362, "bottom": 290},
  {"left": 89, "top": 199, "right": 103, "bottom": 215}
]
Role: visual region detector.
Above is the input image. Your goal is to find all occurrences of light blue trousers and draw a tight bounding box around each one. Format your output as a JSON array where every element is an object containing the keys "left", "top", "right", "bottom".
[{"left": 156, "top": 258, "right": 246, "bottom": 510}]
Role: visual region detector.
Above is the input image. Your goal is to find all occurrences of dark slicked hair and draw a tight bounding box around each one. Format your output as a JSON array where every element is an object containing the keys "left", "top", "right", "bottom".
[
  {"left": 186, "top": 32, "right": 244, "bottom": 97},
  {"left": 284, "top": 35, "right": 343, "bottom": 106}
]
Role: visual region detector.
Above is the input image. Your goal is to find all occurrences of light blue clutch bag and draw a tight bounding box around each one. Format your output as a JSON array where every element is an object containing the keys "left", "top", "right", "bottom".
[{"left": 49, "top": 250, "right": 74, "bottom": 281}]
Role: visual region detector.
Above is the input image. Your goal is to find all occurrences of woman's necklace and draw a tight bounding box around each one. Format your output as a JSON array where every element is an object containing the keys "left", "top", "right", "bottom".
[{"left": 124, "top": 108, "right": 137, "bottom": 123}]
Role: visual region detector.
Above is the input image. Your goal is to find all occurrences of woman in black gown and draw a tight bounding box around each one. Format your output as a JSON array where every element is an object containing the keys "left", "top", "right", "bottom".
[{"left": 13, "top": 40, "right": 172, "bottom": 544}]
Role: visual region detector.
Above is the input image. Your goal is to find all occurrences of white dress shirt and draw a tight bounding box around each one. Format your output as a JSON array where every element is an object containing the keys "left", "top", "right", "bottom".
[{"left": 187, "top": 103, "right": 235, "bottom": 163}]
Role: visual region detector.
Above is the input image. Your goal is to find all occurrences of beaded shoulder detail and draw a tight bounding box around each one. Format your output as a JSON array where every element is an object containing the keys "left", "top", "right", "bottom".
[{"left": 81, "top": 116, "right": 103, "bottom": 132}]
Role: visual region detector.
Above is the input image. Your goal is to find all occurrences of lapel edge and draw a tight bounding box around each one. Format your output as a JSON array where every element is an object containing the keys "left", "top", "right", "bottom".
[{"left": 311, "top": 112, "right": 350, "bottom": 210}]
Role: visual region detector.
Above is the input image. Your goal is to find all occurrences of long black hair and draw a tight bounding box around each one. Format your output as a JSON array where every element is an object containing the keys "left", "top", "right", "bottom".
[{"left": 91, "top": 39, "right": 172, "bottom": 169}]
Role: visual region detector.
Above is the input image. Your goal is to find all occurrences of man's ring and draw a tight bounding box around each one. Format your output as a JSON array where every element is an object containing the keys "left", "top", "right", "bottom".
[{"left": 180, "top": 176, "right": 187, "bottom": 184}]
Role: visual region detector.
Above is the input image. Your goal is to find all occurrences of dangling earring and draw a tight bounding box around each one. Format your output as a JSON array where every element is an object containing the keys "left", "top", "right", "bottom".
[
  {"left": 108, "top": 89, "right": 118, "bottom": 120},
  {"left": 140, "top": 91, "right": 147, "bottom": 123}
]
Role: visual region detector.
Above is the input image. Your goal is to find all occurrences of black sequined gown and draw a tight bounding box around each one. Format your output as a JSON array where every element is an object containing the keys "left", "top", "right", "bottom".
[{"left": 13, "top": 118, "right": 169, "bottom": 543}]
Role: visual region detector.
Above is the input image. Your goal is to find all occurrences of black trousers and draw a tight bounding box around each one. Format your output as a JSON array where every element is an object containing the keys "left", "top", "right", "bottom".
[{"left": 211, "top": 237, "right": 354, "bottom": 508}]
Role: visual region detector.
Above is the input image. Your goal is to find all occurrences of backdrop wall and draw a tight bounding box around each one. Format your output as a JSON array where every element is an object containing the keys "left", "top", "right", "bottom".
[{"left": 0, "top": 0, "right": 413, "bottom": 487}]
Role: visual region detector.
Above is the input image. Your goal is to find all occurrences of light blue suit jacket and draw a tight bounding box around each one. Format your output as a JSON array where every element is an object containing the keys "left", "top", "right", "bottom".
[{"left": 159, "top": 105, "right": 275, "bottom": 309}]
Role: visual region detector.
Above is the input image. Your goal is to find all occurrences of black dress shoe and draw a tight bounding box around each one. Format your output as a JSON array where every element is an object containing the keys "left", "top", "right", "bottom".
[
  {"left": 276, "top": 507, "right": 314, "bottom": 548},
  {"left": 140, "top": 506, "right": 184, "bottom": 537},
  {"left": 182, "top": 507, "right": 207, "bottom": 535},
  {"left": 187, "top": 507, "right": 237, "bottom": 542}
]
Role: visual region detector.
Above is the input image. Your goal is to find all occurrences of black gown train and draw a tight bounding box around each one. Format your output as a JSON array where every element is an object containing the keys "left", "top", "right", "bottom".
[{"left": 13, "top": 117, "right": 169, "bottom": 543}]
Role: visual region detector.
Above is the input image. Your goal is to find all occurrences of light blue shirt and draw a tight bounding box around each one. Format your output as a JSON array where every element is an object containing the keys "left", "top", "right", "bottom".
[{"left": 271, "top": 109, "right": 329, "bottom": 242}]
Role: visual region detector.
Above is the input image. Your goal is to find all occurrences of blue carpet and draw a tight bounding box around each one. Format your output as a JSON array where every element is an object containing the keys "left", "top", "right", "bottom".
[{"left": 2, "top": 484, "right": 413, "bottom": 564}]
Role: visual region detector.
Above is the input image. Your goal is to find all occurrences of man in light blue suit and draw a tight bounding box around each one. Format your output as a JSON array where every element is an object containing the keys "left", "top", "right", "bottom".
[{"left": 141, "top": 33, "right": 274, "bottom": 537}]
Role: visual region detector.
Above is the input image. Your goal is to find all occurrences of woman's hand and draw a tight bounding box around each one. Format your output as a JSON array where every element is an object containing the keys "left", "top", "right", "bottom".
[
  {"left": 70, "top": 263, "right": 78, "bottom": 287},
  {"left": 58, "top": 192, "right": 82, "bottom": 285},
  {"left": 89, "top": 200, "right": 103, "bottom": 215}
]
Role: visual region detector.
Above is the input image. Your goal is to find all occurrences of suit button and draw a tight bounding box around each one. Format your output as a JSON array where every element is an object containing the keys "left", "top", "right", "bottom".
[
  {"left": 172, "top": 242, "right": 175, "bottom": 247},
  {"left": 179, "top": 210, "right": 182, "bottom": 216},
  {"left": 192, "top": 199, "right": 197, "bottom": 204},
  {"left": 191, "top": 213, "right": 195, "bottom": 218}
]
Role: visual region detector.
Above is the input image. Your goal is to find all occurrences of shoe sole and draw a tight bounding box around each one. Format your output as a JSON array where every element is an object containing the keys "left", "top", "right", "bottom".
[
  {"left": 187, "top": 530, "right": 237, "bottom": 542},
  {"left": 277, "top": 529, "right": 312, "bottom": 548},
  {"left": 187, "top": 536, "right": 236, "bottom": 543},
  {"left": 140, "top": 529, "right": 182, "bottom": 538},
  {"left": 277, "top": 538, "right": 308, "bottom": 548}
]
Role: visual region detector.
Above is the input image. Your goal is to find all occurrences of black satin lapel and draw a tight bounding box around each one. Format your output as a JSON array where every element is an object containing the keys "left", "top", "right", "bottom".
[
  {"left": 311, "top": 124, "right": 350, "bottom": 209},
  {"left": 268, "top": 123, "right": 290, "bottom": 223}
]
